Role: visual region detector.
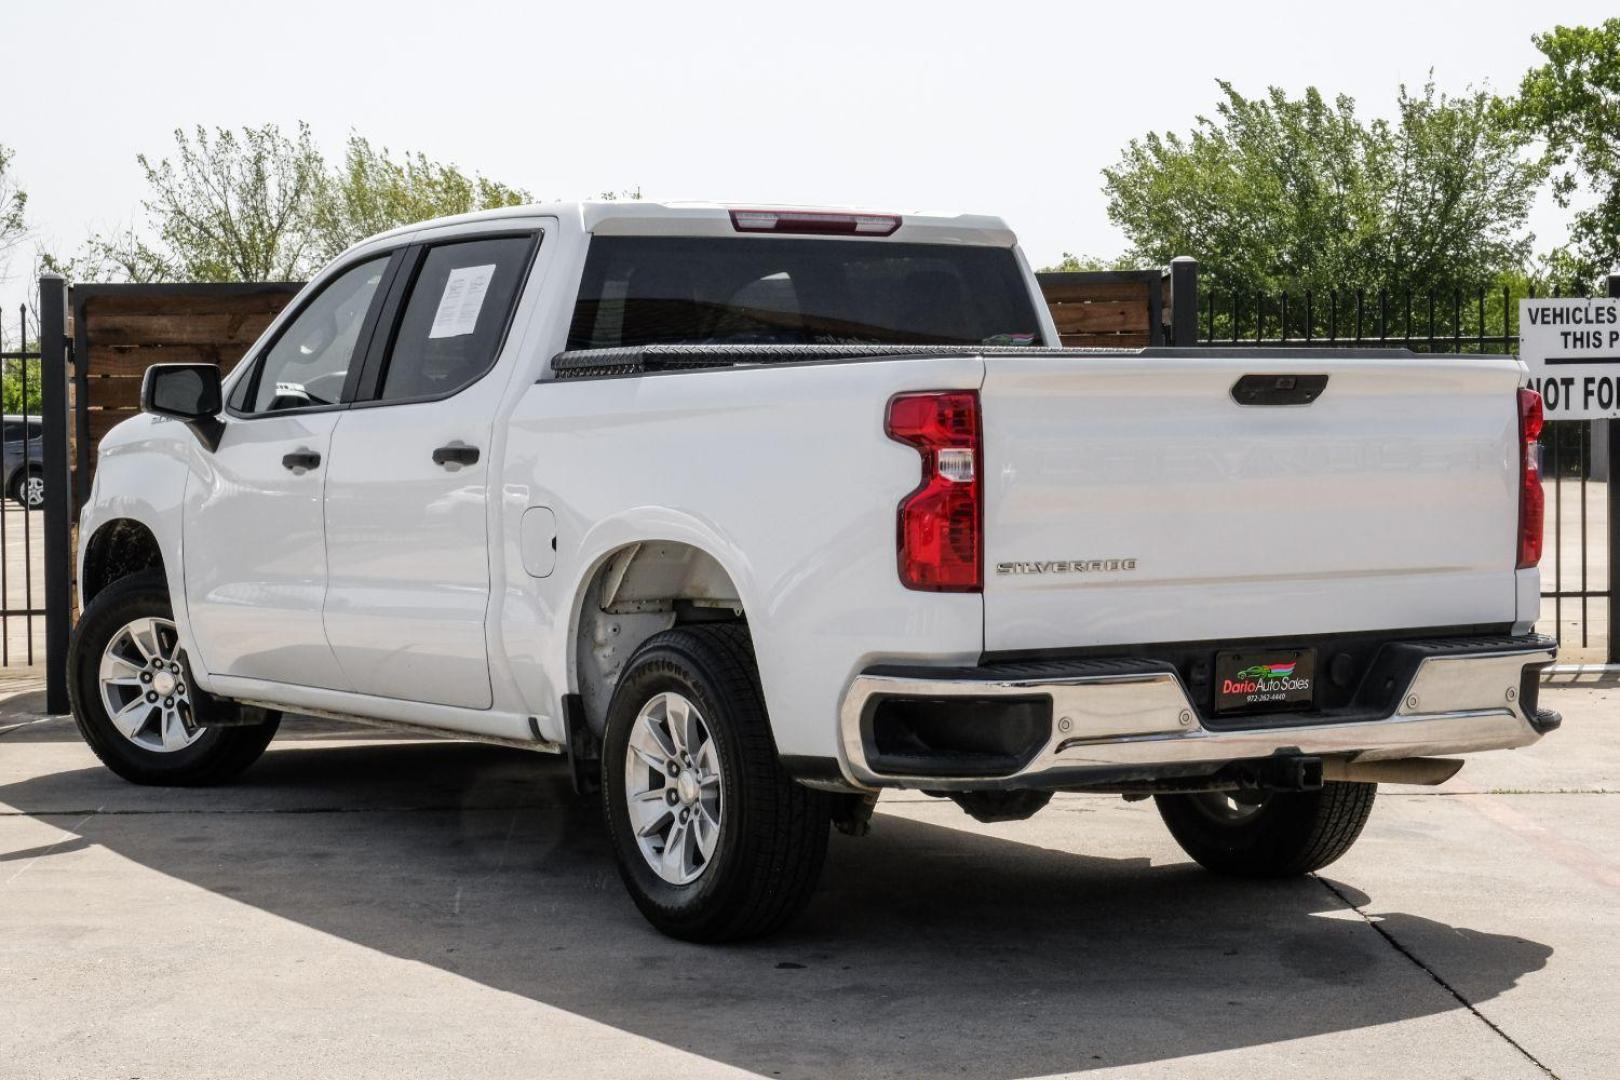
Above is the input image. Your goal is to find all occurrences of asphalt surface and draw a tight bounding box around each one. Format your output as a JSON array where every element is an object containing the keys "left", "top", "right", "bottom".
[{"left": 1, "top": 679, "right": 1616, "bottom": 1079}]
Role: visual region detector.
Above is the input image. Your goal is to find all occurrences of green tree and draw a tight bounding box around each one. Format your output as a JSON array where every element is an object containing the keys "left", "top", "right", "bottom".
[
  {"left": 40, "top": 226, "right": 172, "bottom": 285},
  {"left": 1101, "top": 80, "right": 1541, "bottom": 296},
  {"left": 312, "top": 135, "right": 533, "bottom": 259},
  {"left": 126, "top": 122, "right": 328, "bottom": 281},
  {"left": 65, "top": 125, "right": 546, "bottom": 283},
  {"left": 0, "top": 144, "right": 25, "bottom": 260},
  {"left": 1040, "top": 252, "right": 1136, "bottom": 272},
  {"left": 2, "top": 359, "right": 41, "bottom": 415},
  {"left": 1, "top": 146, "right": 37, "bottom": 410},
  {"left": 1512, "top": 19, "right": 1620, "bottom": 281}
]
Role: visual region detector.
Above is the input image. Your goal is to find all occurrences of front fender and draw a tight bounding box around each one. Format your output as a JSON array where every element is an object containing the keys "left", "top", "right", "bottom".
[{"left": 78, "top": 415, "right": 211, "bottom": 685}]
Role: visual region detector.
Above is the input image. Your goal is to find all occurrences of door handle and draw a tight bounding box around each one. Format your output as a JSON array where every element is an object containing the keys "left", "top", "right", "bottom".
[
  {"left": 281, "top": 449, "right": 322, "bottom": 472},
  {"left": 432, "top": 444, "right": 481, "bottom": 468}
]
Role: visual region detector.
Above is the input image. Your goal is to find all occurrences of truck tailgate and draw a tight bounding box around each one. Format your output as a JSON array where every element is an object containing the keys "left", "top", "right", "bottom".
[{"left": 981, "top": 351, "right": 1525, "bottom": 653}]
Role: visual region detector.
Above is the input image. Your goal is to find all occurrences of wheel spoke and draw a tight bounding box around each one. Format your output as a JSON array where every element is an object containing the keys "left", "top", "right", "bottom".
[
  {"left": 641, "top": 702, "right": 678, "bottom": 760},
  {"left": 628, "top": 740, "right": 667, "bottom": 775},
  {"left": 692, "top": 809, "right": 718, "bottom": 862},
  {"left": 126, "top": 620, "right": 161, "bottom": 665},
  {"left": 661, "top": 818, "right": 690, "bottom": 880},
  {"left": 160, "top": 709, "right": 190, "bottom": 751},
  {"left": 109, "top": 698, "right": 153, "bottom": 739},
  {"left": 681, "top": 716, "right": 704, "bottom": 768},
  {"left": 665, "top": 695, "right": 695, "bottom": 759},
  {"left": 630, "top": 796, "right": 673, "bottom": 839},
  {"left": 100, "top": 653, "right": 144, "bottom": 681}
]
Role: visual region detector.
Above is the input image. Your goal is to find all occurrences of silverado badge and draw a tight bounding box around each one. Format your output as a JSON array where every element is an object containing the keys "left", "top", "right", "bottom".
[{"left": 995, "top": 559, "right": 1138, "bottom": 575}]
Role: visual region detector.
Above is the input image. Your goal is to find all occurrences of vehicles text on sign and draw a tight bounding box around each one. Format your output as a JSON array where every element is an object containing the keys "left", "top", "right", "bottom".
[{"left": 1519, "top": 298, "right": 1620, "bottom": 419}]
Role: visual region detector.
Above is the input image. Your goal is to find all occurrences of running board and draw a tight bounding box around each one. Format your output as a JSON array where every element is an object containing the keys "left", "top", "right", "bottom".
[{"left": 237, "top": 699, "right": 563, "bottom": 754}]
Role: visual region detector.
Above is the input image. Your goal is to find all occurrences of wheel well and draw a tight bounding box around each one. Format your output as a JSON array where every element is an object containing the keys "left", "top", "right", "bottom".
[
  {"left": 82, "top": 519, "right": 166, "bottom": 604},
  {"left": 575, "top": 541, "right": 747, "bottom": 736}
]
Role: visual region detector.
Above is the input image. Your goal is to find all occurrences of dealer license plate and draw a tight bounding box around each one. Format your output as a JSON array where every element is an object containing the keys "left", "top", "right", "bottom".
[{"left": 1214, "top": 649, "right": 1316, "bottom": 714}]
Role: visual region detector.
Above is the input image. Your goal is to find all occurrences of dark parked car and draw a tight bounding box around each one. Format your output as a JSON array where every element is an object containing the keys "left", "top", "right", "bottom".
[{"left": 2, "top": 415, "right": 44, "bottom": 508}]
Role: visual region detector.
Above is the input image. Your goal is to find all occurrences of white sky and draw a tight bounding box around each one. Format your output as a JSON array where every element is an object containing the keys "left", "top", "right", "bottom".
[{"left": 2, "top": 0, "right": 1616, "bottom": 328}]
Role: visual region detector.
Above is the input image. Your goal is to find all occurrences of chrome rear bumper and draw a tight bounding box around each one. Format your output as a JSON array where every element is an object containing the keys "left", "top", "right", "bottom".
[{"left": 837, "top": 636, "right": 1557, "bottom": 791}]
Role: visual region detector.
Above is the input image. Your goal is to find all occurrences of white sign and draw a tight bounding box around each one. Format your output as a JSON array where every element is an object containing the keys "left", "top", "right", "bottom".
[
  {"left": 428, "top": 264, "right": 497, "bottom": 339},
  {"left": 1520, "top": 297, "right": 1620, "bottom": 419}
]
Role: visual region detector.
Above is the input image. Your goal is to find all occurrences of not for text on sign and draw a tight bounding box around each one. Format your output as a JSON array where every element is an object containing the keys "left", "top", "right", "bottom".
[{"left": 1520, "top": 297, "right": 1620, "bottom": 419}]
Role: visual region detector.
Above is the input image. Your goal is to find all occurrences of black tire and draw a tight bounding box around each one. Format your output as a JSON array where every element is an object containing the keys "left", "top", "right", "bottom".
[
  {"left": 602, "top": 624, "right": 831, "bottom": 942},
  {"left": 67, "top": 569, "right": 280, "bottom": 786},
  {"left": 1155, "top": 781, "right": 1377, "bottom": 877}
]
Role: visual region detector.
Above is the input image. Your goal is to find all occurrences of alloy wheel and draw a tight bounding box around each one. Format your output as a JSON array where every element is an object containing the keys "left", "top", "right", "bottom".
[
  {"left": 623, "top": 691, "right": 724, "bottom": 885},
  {"left": 97, "top": 617, "right": 203, "bottom": 753}
]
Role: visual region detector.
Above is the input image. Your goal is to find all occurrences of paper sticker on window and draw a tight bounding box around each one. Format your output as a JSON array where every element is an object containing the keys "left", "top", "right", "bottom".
[{"left": 428, "top": 264, "right": 497, "bottom": 339}]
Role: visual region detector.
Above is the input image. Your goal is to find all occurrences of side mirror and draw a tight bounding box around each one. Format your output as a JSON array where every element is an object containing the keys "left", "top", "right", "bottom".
[
  {"left": 142, "top": 363, "right": 222, "bottom": 420},
  {"left": 141, "top": 364, "right": 224, "bottom": 449}
]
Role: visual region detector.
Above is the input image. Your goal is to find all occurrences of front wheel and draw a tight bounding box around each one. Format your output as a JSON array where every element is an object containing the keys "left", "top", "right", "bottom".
[
  {"left": 602, "top": 624, "right": 831, "bottom": 941},
  {"left": 1155, "top": 781, "right": 1377, "bottom": 877},
  {"left": 10, "top": 466, "right": 43, "bottom": 508},
  {"left": 68, "top": 570, "right": 280, "bottom": 785}
]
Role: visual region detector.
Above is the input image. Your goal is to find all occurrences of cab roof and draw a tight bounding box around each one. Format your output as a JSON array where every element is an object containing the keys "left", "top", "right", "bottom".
[{"left": 359, "top": 200, "right": 1019, "bottom": 249}]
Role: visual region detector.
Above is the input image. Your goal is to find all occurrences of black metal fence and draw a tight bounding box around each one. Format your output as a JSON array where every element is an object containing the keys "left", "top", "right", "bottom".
[
  {"left": 1175, "top": 264, "right": 1620, "bottom": 662},
  {"left": 1195, "top": 282, "right": 1597, "bottom": 353},
  {"left": 0, "top": 303, "right": 47, "bottom": 667}
]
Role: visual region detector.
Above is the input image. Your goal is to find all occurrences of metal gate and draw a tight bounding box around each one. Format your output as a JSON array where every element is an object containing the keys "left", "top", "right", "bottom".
[{"left": 0, "top": 301, "right": 48, "bottom": 668}]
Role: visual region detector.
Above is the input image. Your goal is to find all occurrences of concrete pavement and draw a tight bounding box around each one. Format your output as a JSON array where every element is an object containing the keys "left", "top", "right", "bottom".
[
  {"left": 0, "top": 505, "right": 47, "bottom": 663},
  {"left": 1, "top": 682, "right": 1616, "bottom": 1079}
]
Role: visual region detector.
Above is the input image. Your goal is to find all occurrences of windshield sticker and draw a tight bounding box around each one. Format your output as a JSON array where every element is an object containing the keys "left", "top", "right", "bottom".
[{"left": 429, "top": 264, "right": 497, "bottom": 339}]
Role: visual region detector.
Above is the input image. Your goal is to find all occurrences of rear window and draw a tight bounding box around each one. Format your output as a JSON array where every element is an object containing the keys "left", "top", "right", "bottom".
[{"left": 567, "top": 237, "right": 1042, "bottom": 350}]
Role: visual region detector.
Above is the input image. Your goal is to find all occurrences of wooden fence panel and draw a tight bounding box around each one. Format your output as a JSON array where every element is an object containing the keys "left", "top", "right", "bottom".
[
  {"left": 69, "top": 283, "right": 303, "bottom": 503},
  {"left": 1037, "top": 271, "right": 1166, "bottom": 349}
]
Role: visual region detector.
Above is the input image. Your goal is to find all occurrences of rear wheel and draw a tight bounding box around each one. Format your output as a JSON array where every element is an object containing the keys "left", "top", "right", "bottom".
[
  {"left": 68, "top": 570, "right": 279, "bottom": 785},
  {"left": 1155, "top": 781, "right": 1376, "bottom": 877},
  {"left": 602, "top": 624, "right": 831, "bottom": 941}
]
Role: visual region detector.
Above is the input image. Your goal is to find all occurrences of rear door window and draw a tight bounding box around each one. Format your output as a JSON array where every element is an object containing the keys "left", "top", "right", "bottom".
[
  {"left": 373, "top": 235, "right": 536, "bottom": 403},
  {"left": 568, "top": 236, "right": 1042, "bottom": 349}
]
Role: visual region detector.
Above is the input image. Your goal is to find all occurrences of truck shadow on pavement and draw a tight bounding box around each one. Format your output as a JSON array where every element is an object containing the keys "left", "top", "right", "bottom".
[{"left": 2, "top": 720, "right": 1553, "bottom": 1078}]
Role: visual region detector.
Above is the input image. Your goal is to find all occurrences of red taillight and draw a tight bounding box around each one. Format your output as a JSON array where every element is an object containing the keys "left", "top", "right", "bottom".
[
  {"left": 729, "top": 209, "right": 901, "bottom": 236},
  {"left": 886, "top": 391, "right": 982, "bottom": 591},
  {"left": 1518, "top": 388, "right": 1544, "bottom": 569}
]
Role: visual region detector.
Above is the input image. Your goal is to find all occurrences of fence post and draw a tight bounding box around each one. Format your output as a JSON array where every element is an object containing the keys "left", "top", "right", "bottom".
[
  {"left": 1170, "top": 257, "right": 1199, "bottom": 347},
  {"left": 1608, "top": 274, "right": 1620, "bottom": 664},
  {"left": 38, "top": 274, "right": 72, "bottom": 712}
]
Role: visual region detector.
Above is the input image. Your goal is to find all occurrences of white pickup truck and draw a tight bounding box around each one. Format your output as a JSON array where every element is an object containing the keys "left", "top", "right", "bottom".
[{"left": 69, "top": 202, "right": 1559, "bottom": 941}]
